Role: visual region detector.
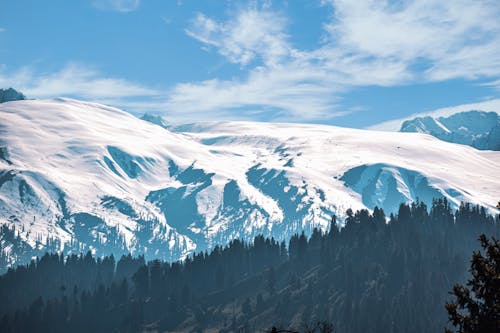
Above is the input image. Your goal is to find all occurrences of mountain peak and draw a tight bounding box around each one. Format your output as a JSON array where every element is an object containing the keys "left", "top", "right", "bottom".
[
  {"left": 140, "top": 113, "right": 169, "bottom": 129},
  {"left": 400, "top": 110, "right": 500, "bottom": 150}
]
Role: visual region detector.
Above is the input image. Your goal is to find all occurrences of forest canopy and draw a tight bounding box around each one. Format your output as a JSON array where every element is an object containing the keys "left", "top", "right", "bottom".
[{"left": 0, "top": 198, "right": 499, "bottom": 333}]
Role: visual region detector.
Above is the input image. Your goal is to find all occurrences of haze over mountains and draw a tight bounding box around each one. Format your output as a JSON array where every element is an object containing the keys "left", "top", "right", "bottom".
[{"left": 0, "top": 98, "right": 499, "bottom": 270}]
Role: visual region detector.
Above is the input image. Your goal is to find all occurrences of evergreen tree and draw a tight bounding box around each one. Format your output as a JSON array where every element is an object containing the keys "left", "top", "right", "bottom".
[
  {"left": 0, "top": 199, "right": 498, "bottom": 333},
  {"left": 445, "top": 235, "right": 500, "bottom": 333}
]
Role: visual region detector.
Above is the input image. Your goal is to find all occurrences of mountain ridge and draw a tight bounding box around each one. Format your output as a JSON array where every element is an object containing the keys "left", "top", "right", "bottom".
[
  {"left": 1, "top": 98, "right": 499, "bottom": 270},
  {"left": 400, "top": 110, "right": 500, "bottom": 150}
]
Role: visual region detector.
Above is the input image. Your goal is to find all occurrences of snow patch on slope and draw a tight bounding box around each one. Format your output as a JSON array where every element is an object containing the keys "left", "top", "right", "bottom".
[
  {"left": 340, "top": 164, "right": 454, "bottom": 213},
  {"left": 0, "top": 99, "right": 499, "bottom": 270}
]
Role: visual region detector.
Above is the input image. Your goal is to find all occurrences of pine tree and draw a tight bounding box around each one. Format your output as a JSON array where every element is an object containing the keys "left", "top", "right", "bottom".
[{"left": 445, "top": 235, "right": 500, "bottom": 333}]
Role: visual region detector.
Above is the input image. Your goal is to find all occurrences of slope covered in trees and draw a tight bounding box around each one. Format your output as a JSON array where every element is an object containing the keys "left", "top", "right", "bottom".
[{"left": 0, "top": 199, "right": 499, "bottom": 333}]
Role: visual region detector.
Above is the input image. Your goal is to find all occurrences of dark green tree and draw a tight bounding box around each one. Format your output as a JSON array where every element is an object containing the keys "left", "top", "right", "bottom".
[
  {"left": 242, "top": 297, "right": 252, "bottom": 316},
  {"left": 132, "top": 265, "right": 149, "bottom": 299},
  {"left": 445, "top": 235, "right": 500, "bottom": 333}
]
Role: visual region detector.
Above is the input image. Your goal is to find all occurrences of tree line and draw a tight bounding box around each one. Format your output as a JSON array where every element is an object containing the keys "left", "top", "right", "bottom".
[{"left": 0, "top": 198, "right": 499, "bottom": 332}]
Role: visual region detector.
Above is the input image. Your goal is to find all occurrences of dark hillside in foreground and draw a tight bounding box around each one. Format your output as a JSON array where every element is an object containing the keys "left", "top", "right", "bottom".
[{"left": 0, "top": 199, "right": 499, "bottom": 333}]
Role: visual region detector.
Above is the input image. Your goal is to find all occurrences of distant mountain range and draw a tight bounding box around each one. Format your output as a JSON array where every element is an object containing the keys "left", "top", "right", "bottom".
[
  {"left": 400, "top": 110, "right": 500, "bottom": 150},
  {"left": 0, "top": 98, "right": 499, "bottom": 270}
]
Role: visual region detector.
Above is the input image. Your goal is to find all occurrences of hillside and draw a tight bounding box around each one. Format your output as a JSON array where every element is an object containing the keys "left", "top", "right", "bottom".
[
  {"left": 0, "top": 98, "right": 499, "bottom": 269},
  {"left": 0, "top": 201, "right": 498, "bottom": 333}
]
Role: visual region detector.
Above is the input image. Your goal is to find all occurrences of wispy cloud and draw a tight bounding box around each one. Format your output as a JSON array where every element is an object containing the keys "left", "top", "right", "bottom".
[
  {"left": 325, "top": 0, "right": 500, "bottom": 80},
  {"left": 168, "top": 1, "right": 500, "bottom": 122},
  {"left": 186, "top": 10, "right": 290, "bottom": 67},
  {"left": 167, "top": 68, "right": 346, "bottom": 122},
  {"left": 482, "top": 79, "right": 500, "bottom": 91},
  {"left": 0, "top": 63, "right": 160, "bottom": 111},
  {"left": 171, "top": 6, "right": 345, "bottom": 121},
  {"left": 0, "top": 28, "right": 6, "bottom": 33},
  {"left": 5, "top": 1, "right": 500, "bottom": 124},
  {"left": 92, "top": 0, "right": 141, "bottom": 13}
]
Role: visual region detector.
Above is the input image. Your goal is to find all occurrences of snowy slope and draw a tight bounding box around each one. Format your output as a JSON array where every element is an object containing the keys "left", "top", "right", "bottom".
[
  {"left": 400, "top": 111, "right": 500, "bottom": 150},
  {"left": 1, "top": 99, "right": 499, "bottom": 269}
]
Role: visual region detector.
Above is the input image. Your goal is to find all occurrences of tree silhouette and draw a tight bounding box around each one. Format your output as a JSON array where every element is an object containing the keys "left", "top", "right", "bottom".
[{"left": 445, "top": 235, "right": 500, "bottom": 333}]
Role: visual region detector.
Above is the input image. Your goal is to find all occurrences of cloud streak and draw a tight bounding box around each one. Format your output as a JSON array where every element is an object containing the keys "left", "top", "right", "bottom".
[
  {"left": 186, "top": 10, "right": 290, "bottom": 67},
  {"left": 0, "top": 63, "right": 160, "bottom": 111},
  {"left": 326, "top": 0, "right": 500, "bottom": 80},
  {"left": 92, "top": 0, "right": 141, "bottom": 13},
  {"left": 171, "top": 6, "right": 346, "bottom": 121},
  {"left": 167, "top": 0, "right": 500, "bottom": 122},
  {"left": 4, "top": 1, "right": 500, "bottom": 124}
]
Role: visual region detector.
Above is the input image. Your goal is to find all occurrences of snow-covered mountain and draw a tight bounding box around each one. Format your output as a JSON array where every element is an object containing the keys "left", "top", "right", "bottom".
[
  {"left": 400, "top": 111, "right": 500, "bottom": 150},
  {"left": 1, "top": 99, "right": 499, "bottom": 270}
]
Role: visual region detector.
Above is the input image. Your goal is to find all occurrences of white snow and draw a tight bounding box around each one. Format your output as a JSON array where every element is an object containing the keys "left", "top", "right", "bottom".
[
  {"left": 1, "top": 98, "right": 499, "bottom": 261},
  {"left": 433, "top": 118, "right": 452, "bottom": 133}
]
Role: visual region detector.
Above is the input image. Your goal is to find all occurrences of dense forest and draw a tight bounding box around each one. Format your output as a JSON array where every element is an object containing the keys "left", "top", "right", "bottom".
[{"left": 0, "top": 198, "right": 499, "bottom": 332}]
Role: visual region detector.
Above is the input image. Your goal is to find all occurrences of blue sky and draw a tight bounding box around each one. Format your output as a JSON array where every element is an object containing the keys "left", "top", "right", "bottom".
[{"left": 1, "top": 0, "right": 500, "bottom": 128}]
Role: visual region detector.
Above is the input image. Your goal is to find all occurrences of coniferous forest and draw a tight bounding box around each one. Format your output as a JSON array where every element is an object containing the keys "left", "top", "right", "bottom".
[{"left": 0, "top": 199, "right": 499, "bottom": 333}]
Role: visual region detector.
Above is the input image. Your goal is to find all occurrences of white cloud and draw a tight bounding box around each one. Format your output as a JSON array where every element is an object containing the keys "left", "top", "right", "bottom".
[
  {"left": 186, "top": 9, "right": 290, "bottom": 67},
  {"left": 368, "top": 99, "right": 500, "bottom": 131},
  {"left": 92, "top": 0, "right": 140, "bottom": 13},
  {"left": 170, "top": 1, "right": 500, "bottom": 122},
  {"left": 5, "top": 1, "right": 500, "bottom": 124},
  {"left": 172, "top": 6, "right": 347, "bottom": 121},
  {"left": 0, "top": 28, "right": 6, "bottom": 33},
  {"left": 167, "top": 66, "right": 345, "bottom": 122},
  {"left": 322, "top": 0, "right": 500, "bottom": 82},
  {"left": 0, "top": 63, "right": 160, "bottom": 108},
  {"left": 482, "top": 79, "right": 500, "bottom": 92},
  {"left": 325, "top": 1, "right": 497, "bottom": 59}
]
